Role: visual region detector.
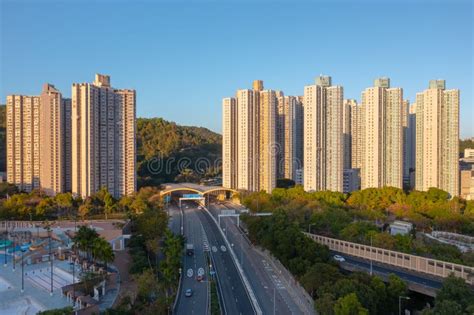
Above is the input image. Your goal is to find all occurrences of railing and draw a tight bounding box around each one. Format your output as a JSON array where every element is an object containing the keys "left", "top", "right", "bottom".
[{"left": 305, "top": 233, "right": 474, "bottom": 285}]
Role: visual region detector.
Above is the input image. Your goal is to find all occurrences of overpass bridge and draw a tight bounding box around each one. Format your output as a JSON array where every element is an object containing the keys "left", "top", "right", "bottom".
[{"left": 160, "top": 183, "right": 239, "bottom": 205}]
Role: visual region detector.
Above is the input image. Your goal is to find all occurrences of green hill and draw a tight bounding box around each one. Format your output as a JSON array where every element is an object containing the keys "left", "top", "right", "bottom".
[{"left": 136, "top": 117, "right": 222, "bottom": 187}]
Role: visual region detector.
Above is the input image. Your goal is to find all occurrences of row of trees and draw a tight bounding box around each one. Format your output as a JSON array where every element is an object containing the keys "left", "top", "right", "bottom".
[
  {"left": 0, "top": 186, "right": 163, "bottom": 221},
  {"left": 111, "top": 187, "right": 184, "bottom": 314}
]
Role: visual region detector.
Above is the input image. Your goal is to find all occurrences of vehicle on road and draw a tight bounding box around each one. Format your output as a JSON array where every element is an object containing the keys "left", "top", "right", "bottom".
[
  {"left": 186, "top": 243, "right": 194, "bottom": 256},
  {"left": 185, "top": 289, "right": 193, "bottom": 297},
  {"left": 333, "top": 254, "right": 345, "bottom": 262}
]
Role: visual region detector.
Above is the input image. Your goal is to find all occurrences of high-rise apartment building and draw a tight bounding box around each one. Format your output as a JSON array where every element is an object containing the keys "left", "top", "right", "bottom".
[
  {"left": 222, "top": 97, "right": 238, "bottom": 189},
  {"left": 6, "top": 95, "right": 41, "bottom": 192},
  {"left": 361, "top": 77, "right": 403, "bottom": 189},
  {"left": 343, "top": 99, "right": 356, "bottom": 169},
  {"left": 276, "top": 95, "right": 303, "bottom": 180},
  {"left": 304, "top": 75, "right": 343, "bottom": 192},
  {"left": 39, "top": 84, "right": 72, "bottom": 195},
  {"left": 350, "top": 100, "right": 363, "bottom": 170},
  {"left": 415, "top": 80, "right": 459, "bottom": 197},
  {"left": 258, "top": 90, "right": 277, "bottom": 193},
  {"left": 406, "top": 103, "right": 416, "bottom": 189},
  {"left": 71, "top": 74, "right": 136, "bottom": 198},
  {"left": 235, "top": 88, "right": 258, "bottom": 191}
]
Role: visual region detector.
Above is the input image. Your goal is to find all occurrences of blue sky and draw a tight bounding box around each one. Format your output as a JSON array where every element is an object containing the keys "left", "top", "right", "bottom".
[{"left": 1, "top": 0, "right": 473, "bottom": 137}]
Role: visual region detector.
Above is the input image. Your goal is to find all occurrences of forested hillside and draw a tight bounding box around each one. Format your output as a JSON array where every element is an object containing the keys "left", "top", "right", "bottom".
[
  {"left": 136, "top": 117, "right": 222, "bottom": 187},
  {"left": 460, "top": 138, "right": 474, "bottom": 156}
]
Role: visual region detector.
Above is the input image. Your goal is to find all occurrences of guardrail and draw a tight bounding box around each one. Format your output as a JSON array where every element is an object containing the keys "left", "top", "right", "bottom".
[{"left": 305, "top": 233, "right": 474, "bottom": 285}]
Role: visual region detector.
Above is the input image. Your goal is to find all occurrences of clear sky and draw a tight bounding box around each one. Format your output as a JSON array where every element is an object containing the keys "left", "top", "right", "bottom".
[{"left": 1, "top": 0, "right": 473, "bottom": 137}]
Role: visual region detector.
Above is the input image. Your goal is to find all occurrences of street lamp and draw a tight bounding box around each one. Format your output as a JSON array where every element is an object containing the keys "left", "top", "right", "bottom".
[
  {"left": 21, "top": 247, "right": 27, "bottom": 293},
  {"left": 399, "top": 296, "right": 410, "bottom": 315}
]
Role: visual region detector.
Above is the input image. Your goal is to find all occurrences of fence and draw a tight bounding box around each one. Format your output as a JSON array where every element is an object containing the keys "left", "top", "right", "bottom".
[{"left": 305, "top": 233, "right": 474, "bottom": 285}]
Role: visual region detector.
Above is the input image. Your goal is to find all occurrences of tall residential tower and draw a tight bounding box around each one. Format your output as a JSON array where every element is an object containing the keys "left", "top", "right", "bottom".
[
  {"left": 304, "top": 75, "right": 344, "bottom": 192},
  {"left": 415, "top": 80, "right": 459, "bottom": 197}
]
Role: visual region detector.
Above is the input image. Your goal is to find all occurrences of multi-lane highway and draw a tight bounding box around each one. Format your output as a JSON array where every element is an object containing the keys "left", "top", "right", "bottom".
[
  {"left": 196, "top": 207, "right": 255, "bottom": 314},
  {"left": 173, "top": 204, "right": 209, "bottom": 315},
  {"left": 211, "top": 203, "right": 315, "bottom": 315},
  {"left": 173, "top": 202, "right": 255, "bottom": 315}
]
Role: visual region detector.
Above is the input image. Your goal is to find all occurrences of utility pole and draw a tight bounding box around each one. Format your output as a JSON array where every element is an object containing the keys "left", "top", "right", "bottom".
[
  {"left": 21, "top": 249, "right": 24, "bottom": 293},
  {"left": 4, "top": 220, "right": 8, "bottom": 267},
  {"left": 273, "top": 287, "right": 276, "bottom": 315},
  {"left": 399, "top": 296, "right": 410, "bottom": 315},
  {"left": 48, "top": 226, "right": 53, "bottom": 296},
  {"left": 240, "top": 232, "right": 243, "bottom": 266},
  {"left": 12, "top": 236, "right": 15, "bottom": 271}
]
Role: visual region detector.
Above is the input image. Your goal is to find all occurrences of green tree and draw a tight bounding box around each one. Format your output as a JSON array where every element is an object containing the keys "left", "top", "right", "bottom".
[
  {"left": 333, "top": 293, "right": 369, "bottom": 315},
  {"left": 435, "top": 275, "right": 474, "bottom": 312},
  {"left": 300, "top": 263, "right": 342, "bottom": 298}
]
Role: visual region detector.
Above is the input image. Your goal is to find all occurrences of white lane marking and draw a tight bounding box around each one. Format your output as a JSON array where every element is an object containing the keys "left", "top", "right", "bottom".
[
  {"left": 198, "top": 267, "right": 205, "bottom": 276},
  {"left": 187, "top": 268, "right": 194, "bottom": 278},
  {"left": 220, "top": 245, "right": 227, "bottom": 252},
  {"left": 212, "top": 246, "right": 218, "bottom": 252}
]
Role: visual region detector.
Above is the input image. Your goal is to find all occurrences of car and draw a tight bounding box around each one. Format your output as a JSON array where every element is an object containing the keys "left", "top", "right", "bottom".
[
  {"left": 185, "top": 289, "right": 193, "bottom": 297},
  {"left": 333, "top": 255, "right": 345, "bottom": 262},
  {"left": 196, "top": 275, "right": 203, "bottom": 282}
]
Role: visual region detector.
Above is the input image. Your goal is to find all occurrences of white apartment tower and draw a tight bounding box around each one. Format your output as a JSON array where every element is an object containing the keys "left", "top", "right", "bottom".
[
  {"left": 39, "top": 84, "right": 72, "bottom": 195},
  {"left": 222, "top": 97, "right": 238, "bottom": 189},
  {"left": 361, "top": 77, "right": 403, "bottom": 189},
  {"left": 343, "top": 99, "right": 356, "bottom": 170},
  {"left": 6, "top": 95, "right": 41, "bottom": 192},
  {"left": 277, "top": 95, "right": 303, "bottom": 181},
  {"left": 415, "top": 80, "right": 459, "bottom": 197},
  {"left": 349, "top": 100, "right": 363, "bottom": 170},
  {"left": 71, "top": 74, "right": 136, "bottom": 198},
  {"left": 304, "top": 75, "right": 344, "bottom": 192}
]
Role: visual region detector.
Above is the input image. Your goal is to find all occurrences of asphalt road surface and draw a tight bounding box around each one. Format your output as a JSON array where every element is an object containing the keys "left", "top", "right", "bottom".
[
  {"left": 335, "top": 252, "right": 443, "bottom": 289},
  {"left": 174, "top": 204, "right": 210, "bottom": 315},
  {"left": 213, "top": 203, "right": 315, "bottom": 315},
  {"left": 196, "top": 207, "right": 255, "bottom": 315}
]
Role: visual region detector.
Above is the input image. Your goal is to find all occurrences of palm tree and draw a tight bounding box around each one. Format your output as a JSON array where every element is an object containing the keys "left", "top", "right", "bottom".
[
  {"left": 73, "top": 226, "right": 98, "bottom": 262},
  {"left": 91, "top": 237, "right": 114, "bottom": 275}
]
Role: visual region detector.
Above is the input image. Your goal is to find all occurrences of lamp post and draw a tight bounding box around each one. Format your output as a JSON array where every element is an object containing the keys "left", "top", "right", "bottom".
[
  {"left": 21, "top": 248, "right": 26, "bottom": 293},
  {"left": 12, "top": 237, "right": 15, "bottom": 272},
  {"left": 370, "top": 235, "right": 373, "bottom": 276},
  {"left": 4, "top": 220, "right": 8, "bottom": 267},
  {"left": 399, "top": 296, "right": 410, "bottom": 315}
]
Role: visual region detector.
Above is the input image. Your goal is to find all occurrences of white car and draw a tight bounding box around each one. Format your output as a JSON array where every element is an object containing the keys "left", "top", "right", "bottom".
[{"left": 333, "top": 255, "right": 345, "bottom": 262}]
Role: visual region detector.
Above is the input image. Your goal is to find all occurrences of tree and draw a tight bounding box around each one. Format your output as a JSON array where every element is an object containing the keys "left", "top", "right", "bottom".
[
  {"left": 333, "top": 293, "right": 369, "bottom": 315},
  {"left": 92, "top": 237, "right": 115, "bottom": 272},
  {"left": 432, "top": 300, "right": 463, "bottom": 315},
  {"left": 37, "top": 307, "right": 74, "bottom": 315},
  {"left": 104, "top": 190, "right": 115, "bottom": 220},
  {"left": 386, "top": 274, "right": 408, "bottom": 314},
  {"left": 55, "top": 193, "right": 74, "bottom": 217},
  {"left": 315, "top": 293, "right": 335, "bottom": 315},
  {"left": 435, "top": 274, "right": 474, "bottom": 312},
  {"left": 300, "top": 263, "right": 342, "bottom": 298},
  {"left": 73, "top": 225, "right": 99, "bottom": 261}
]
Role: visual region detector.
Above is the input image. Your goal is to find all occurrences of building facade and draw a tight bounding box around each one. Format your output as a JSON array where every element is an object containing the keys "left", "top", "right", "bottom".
[
  {"left": 350, "top": 100, "right": 363, "bottom": 170},
  {"left": 71, "top": 74, "right": 136, "bottom": 198},
  {"left": 39, "top": 84, "right": 72, "bottom": 195},
  {"left": 415, "top": 80, "right": 459, "bottom": 197},
  {"left": 6, "top": 95, "right": 41, "bottom": 192},
  {"left": 304, "top": 75, "right": 344, "bottom": 192},
  {"left": 222, "top": 97, "right": 237, "bottom": 189},
  {"left": 361, "top": 77, "right": 403, "bottom": 189}
]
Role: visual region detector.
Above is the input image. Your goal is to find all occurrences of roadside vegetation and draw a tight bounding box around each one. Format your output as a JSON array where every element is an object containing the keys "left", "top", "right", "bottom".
[
  {"left": 109, "top": 189, "right": 184, "bottom": 314},
  {"left": 241, "top": 186, "right": 474, "bottom": 266},
  {"left": 242, "top": 209, "right": 474, "bottom": 314}
]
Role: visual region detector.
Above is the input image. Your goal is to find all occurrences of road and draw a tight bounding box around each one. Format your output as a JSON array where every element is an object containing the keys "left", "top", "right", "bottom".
[
  {"left": 335, "top": 252, "right": 443, "bottom": 289},
  {"left": 173, "top": 204, "right": 210, "bottom": 315},
  {"left": 195, "top": 206, "right": 255, "bottom": 315},
  {"left": 212, "top": 203, "right": 315, "bottom": 315}
]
